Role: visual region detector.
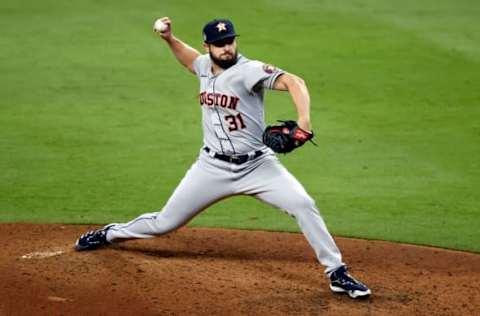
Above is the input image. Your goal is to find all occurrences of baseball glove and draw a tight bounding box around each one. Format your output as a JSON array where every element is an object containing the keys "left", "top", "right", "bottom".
[{"left": 262, "top": 120, "right": 315, "bottom": 153}]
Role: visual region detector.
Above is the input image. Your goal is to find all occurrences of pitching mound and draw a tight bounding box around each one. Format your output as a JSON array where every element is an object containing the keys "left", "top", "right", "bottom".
[{"left": 0, "top": 224, "right": 479, "bottom": 315}]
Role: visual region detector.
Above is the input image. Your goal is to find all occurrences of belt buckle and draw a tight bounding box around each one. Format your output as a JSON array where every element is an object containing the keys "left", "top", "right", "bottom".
[{"left": 229, "top": 155, "right": 241, "bottom": 164}]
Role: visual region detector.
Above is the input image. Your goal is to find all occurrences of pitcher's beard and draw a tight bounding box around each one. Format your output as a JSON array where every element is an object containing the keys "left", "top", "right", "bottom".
[{"left": 210, "top": 51, "right": 238, "bottom": 69}]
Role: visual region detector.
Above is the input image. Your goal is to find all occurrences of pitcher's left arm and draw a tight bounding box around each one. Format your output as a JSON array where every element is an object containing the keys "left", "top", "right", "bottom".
[{"left": 272, "top": 73, "right": 311, "bottom": 132}]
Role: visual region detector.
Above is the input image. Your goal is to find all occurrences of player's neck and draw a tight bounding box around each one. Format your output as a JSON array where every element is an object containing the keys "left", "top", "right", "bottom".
[{"left": 211, "top": 63, "right": 225, "bottom": 76}]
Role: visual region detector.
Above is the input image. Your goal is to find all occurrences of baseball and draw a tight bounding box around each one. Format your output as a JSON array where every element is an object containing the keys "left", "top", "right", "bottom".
[{"left": 154, "top": 19, "right": 168, "bottom": 33}]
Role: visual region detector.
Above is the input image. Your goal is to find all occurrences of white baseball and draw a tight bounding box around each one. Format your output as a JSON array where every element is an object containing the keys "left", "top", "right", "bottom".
[{"left": 154, "top": 19, "right": 168, "bottom": 33}]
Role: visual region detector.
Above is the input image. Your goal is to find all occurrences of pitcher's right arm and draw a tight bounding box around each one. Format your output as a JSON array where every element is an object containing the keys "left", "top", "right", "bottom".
[{"left": 154, "top": 17, "right": 200, "bottom": 74}]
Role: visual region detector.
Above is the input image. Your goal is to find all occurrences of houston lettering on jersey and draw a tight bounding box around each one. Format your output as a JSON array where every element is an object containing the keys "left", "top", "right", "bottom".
[{"left": 199, "top": 92, "right": 240, "bottom": 110}]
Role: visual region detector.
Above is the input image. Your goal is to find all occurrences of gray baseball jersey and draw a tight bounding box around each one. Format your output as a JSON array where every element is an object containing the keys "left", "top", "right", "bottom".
[{"left": 193, "top": 54, "right": 284, "bottom": 155}]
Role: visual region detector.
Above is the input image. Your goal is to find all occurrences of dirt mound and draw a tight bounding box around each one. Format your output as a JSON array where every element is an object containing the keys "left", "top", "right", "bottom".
[{"left": 0, "top": 224, "right": 479, "bottom": 315}]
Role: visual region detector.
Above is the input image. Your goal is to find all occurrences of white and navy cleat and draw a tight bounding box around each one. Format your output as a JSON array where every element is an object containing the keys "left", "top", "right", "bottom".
[
  {"left": 75, "top": 224, "right": 114, "bottom": 251},
  {"left": 329, "top": 266, "right": 372, "bottom": 299}
]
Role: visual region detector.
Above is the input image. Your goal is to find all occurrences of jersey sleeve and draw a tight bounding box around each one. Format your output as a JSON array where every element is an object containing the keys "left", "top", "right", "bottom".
[
  {"left": 243, "top": 61, "right": 284, "bottom": 92},
  {"left": 192, "top": 54, "right": 210, "bottom": 77}
]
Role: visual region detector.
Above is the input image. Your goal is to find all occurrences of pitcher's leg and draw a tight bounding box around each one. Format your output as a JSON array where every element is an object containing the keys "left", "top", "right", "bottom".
[
  {"left": 107, "top": 159, "right": 233, "bottom": 241},
  {"left": 256, "top": 189, "right": 343, "bottom": 274},
  {"left": 243, "top": 157, "right": 344, "bottom": 274}
]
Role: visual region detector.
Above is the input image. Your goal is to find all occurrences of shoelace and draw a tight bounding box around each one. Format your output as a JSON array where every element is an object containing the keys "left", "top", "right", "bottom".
[
  {"left": 337, "top": 272, "right": 360, "bottom": 285},
  {"left": 81, "top": 230, "right": 102, "bottom": 240}
]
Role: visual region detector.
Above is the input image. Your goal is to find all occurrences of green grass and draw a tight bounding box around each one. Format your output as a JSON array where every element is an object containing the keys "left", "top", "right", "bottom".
[{"left": 1, "top": 0, "right": 479, "bottom": 252}]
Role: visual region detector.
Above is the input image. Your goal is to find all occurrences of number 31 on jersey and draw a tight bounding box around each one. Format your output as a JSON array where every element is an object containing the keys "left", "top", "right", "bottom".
[{"left": 224, "top": 113, "right": 246, "bottom": 132}]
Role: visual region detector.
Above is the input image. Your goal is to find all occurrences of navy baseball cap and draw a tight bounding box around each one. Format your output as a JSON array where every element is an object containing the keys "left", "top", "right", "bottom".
[{"left": 202, "top": 19, "right": 238, "bottom": 43}]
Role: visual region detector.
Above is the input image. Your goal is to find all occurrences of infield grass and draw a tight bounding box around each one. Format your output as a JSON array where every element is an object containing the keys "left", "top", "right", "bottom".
[{"left": 1, "top": 0, "right": 479, "bottom": 252}]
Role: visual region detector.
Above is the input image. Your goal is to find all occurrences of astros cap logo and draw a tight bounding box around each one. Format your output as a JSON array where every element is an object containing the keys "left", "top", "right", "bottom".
[{"left": 216, "top": 22, "right": 227, "bottom": 32}]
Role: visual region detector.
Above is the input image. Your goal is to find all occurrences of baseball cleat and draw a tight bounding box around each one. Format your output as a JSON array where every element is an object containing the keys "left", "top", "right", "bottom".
[
  {"left": 329, "top": 266, "right": 371, "bottom": 299},
  {"left": 75, "top": 224, "right": 114, "bottom": 251}
]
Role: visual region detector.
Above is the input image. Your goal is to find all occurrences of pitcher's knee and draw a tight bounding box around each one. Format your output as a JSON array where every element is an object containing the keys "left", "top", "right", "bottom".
[
  {"left": 289, "top": 195, "right": 318, "bottom": 214},
  {"left": 303, "top": 196, "right": 318, "bottom": 213}
]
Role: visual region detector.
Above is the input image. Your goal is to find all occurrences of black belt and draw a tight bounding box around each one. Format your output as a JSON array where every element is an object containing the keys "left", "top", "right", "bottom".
[{"left": 204, "top": 147, "right": 263, "bottom": 165}]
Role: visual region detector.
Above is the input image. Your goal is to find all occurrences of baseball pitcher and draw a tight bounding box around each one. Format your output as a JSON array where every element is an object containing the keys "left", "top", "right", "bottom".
[{"left": 75, "top": 17, "right": 371, "bottom": 299}]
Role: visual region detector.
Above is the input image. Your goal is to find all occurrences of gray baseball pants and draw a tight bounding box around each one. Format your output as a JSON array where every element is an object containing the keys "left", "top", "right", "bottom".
[{"left": 106, "top": 149, "right": 344, "bottom": 274}]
